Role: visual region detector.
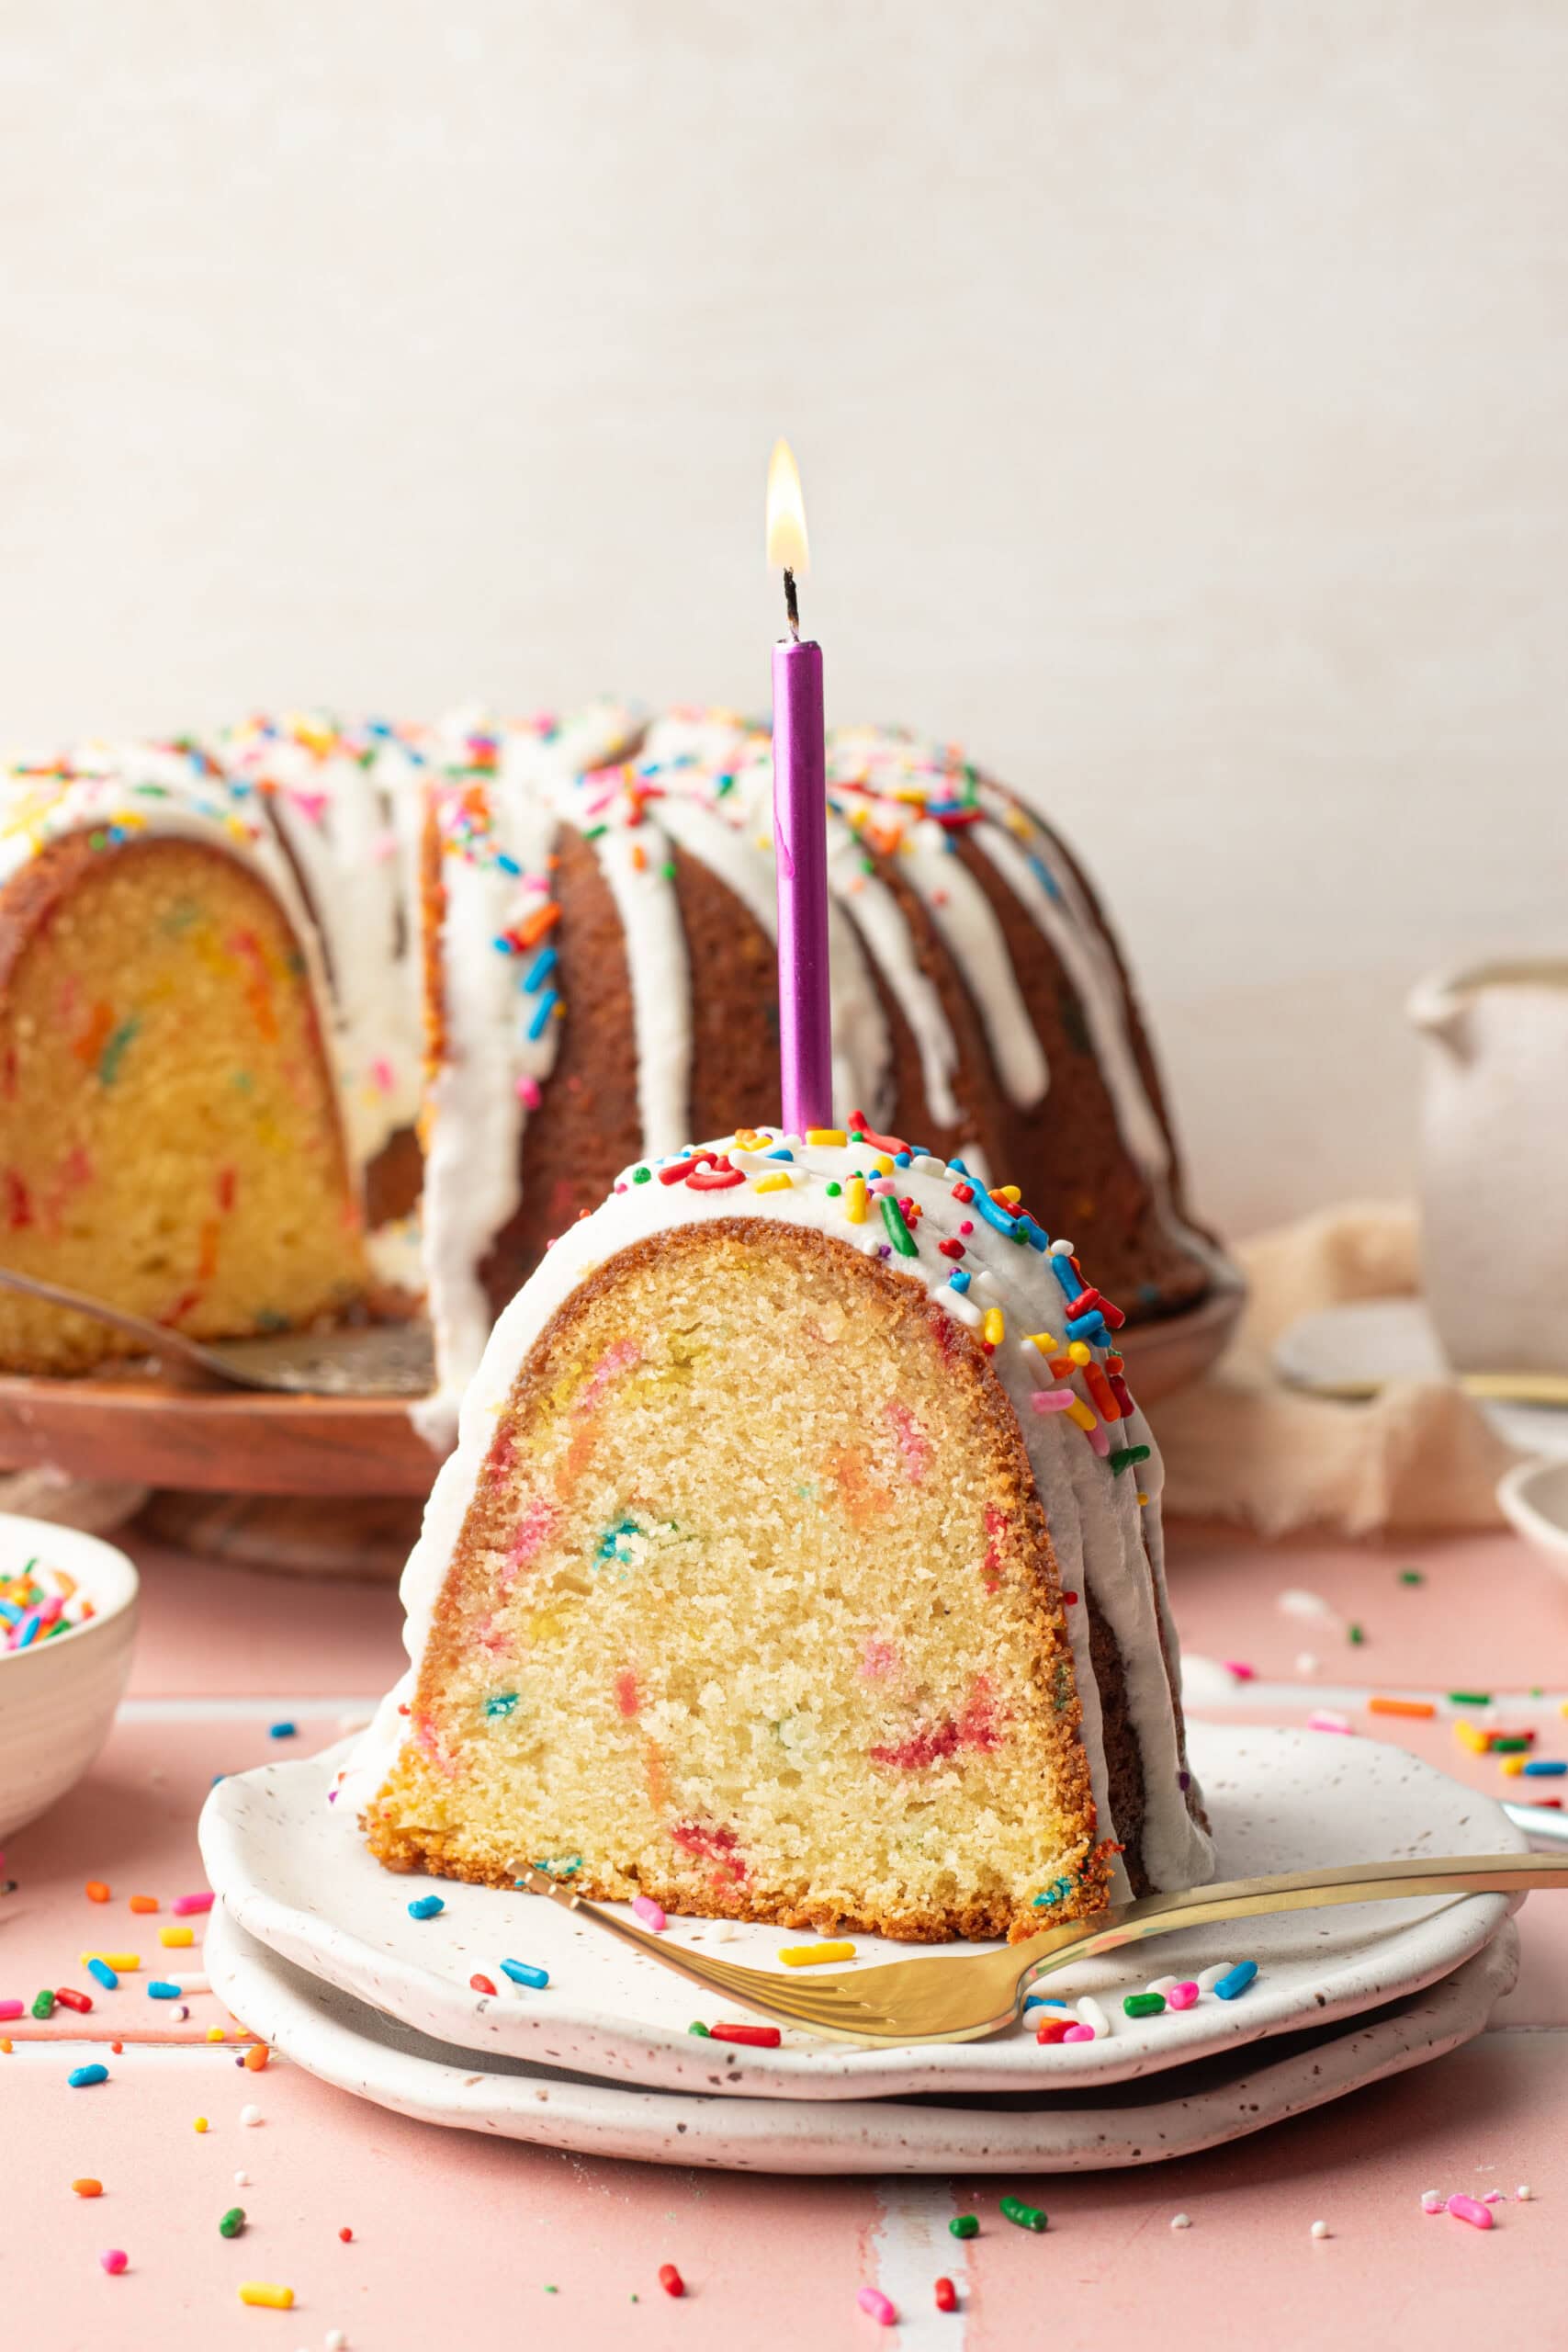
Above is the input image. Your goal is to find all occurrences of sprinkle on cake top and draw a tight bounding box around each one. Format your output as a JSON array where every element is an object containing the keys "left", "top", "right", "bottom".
[{"left": 597, "top": 1119, "right": 1151, "bottom": 1483}]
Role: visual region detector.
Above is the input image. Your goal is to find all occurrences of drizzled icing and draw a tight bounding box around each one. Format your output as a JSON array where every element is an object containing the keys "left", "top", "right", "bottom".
[
  {"left": 418, "top": 702, "right": 642, "bottom": 1401},
  {"left": 219, "top": 714, "right": 431, "bottom": 1164},
  {"left": 344, "top": 1129, "right": 1215, "bottom": 1905},
  {"left": 3, "top": 706, "right": 1215, "bottom": 1419}
]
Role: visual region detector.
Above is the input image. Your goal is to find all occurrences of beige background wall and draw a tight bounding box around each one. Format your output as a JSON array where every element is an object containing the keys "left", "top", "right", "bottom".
[{"left": 2, "top": 2, "right": 1563, "bottom": 1237}]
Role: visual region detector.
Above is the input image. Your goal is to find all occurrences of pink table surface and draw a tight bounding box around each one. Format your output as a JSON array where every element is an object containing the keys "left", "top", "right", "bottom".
[{"left": 4, "top": 1519, "right": 1564, "bottom": 2352}]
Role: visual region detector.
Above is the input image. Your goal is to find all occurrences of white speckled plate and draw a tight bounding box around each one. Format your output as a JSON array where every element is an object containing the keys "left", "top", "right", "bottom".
[
  {"left": 205, "top": 1903, "right": 1519, "bottom": 2174},
  {"left": 199, "top": 1724, "right": 1525, "bottom": 2103}
]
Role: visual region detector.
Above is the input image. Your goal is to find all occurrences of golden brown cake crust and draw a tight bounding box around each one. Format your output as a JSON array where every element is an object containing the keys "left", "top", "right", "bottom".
[{"left": 366, "top": 1217, "right": 1114, "bottom": 1942}]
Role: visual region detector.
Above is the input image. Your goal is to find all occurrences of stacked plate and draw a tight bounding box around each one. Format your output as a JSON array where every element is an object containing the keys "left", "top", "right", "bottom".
[{"left": 199, "top": 1724, "right": 1524, "bottom": 2174}]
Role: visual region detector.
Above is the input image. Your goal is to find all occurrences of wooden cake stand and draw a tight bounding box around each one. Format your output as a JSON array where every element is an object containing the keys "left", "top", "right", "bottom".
[
  {"left": 0, "top": 1363, "right": 442, "bottom": 1578},
  {"left": 0, "top": 1279, "right": 1245, "bottom": 1579}
]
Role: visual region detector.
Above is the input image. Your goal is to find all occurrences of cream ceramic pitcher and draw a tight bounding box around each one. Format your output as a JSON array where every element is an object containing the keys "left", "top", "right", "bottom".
[{"left": 1409, "top": 960, "right": 1568, "bottom": 1373}]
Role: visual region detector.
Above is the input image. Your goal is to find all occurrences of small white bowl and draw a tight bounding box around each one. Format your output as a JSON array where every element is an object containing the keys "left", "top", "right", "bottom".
[
  {"left": 1497, "top": 1457, "right": 1568, "bottom": 1581},
  {"left": 0, "top": 1513, "right": 138, "bottom": 1841}
]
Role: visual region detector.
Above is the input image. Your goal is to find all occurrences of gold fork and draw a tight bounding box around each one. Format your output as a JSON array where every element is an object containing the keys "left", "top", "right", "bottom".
[{"left": 519, "top": 1853, "right": 1568, "bottom": 2046}]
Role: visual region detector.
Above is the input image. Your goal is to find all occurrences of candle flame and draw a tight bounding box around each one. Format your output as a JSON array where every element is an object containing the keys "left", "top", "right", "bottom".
[{"left": 766, "top": 439, "right": 810, "bottom": 575}]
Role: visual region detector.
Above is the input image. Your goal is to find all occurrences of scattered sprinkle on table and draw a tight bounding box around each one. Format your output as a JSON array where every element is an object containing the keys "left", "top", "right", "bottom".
[
  {"left": 85, "top": 1959, "right": 118, "bottom": 1990},
  {"left": 1310, "top": 2220, "right": 1330, "bottom": 2239},
  {"left": 1446, "top": 2194, "right": 1494, "bottom": 2230},
  {"left": 220, "top": 2208, "right": 246, "bottom": 2238},
  {"left": 0, "top": 2000, "right": 21, "bottom": 2021},
  {"left": 158, "top": 1926, "right": 194, "bottom": 1947},
  {"left": 1213, "top": 1961, "right": 1258, "bottom": 2000},
  {"left": 147, "top": 1980, "right": 181, "bottom": 2000},
  {"left": 100, "top": 2249, "right": 128, "bottom": 2275},
  {"left": 407, "top": 1894, "right": 445, "bottom": 1920},
  {"left": 708, "top": 2021, "right": 780, "bottom": 2047},
  {"left": 999, "top": 2195, "right": 1047, "bottom": 2232},
  {"left": 1123, "top": 1992, "right": 1165, "bottom": 2018},
  {"left": 238, "top": 2281, "right": 294, "bottom": 2308},
  {"left": 1399, "top": 1568, "right": 1424, "bottom": 1585},
  {"left": 500, "top": 1958, "right": 548, "bottom": 1989},
  {"left": 268, "top": 1722, "right": 297, "bottom": 1739},
  {"left": 949, "top": 2214, "right": 978, "bottom": 2240},
  {"left": 67, "top": 2063, "right": 107, "bottom": 2087},
  {"left": 1307, "top": 1711, "right": 1354, "bottom": 1735},
  {"left": 243, "top": 2044, "right": 269, "bottom": 2072},
  {"left": 658, "top": 2263, "right": 684, "bottom": 2297},
  {"left": 857, "top": 2286, "right": 897, "bottom": 2324},
  {"left": 81, "top": 1951, "right": 139, "bottom": 1971},
  {"left": 469, "top": 1973, "right": 497, "bottom": 1995},
  {"left": 194, "top": 2117, "right": 209, "bottom": 2132},
  {"left": 1171, "top": 2213, "right": 1192, "bottom": 2231},
  {"left": 172, "top": 1892, "right": 215, "bottom": 1916},
  {"left": 935, "top": 2276, "right": 958, "bottom": 2311},
  {"left": 779, "top": 1940, "right": 855, "bottom": 1967},
  {"left": 1369, "top": 1697, "right": 1435, "bottom": 1719},
  {"left": 85, "top": 1881, "right": 109, "bottom": 1903},
  {"left": 53, "top": 1986, "right": 92, "bottom": 2014},
  {"left": 240, "top": 2104, "right": 263, "bottom": 2126},
  {"left": 128, "top": 1894, "right": 158, "bottom": 1914},
  {"left": 72, "top": 2179, "right": 102, "bottom": 2198},
  {"left": 1168, "top": 1980, "right": 1200, "bottom": 2010},
  {"left": 631, "top": 1895, "right": 667, "bottom": 1930},
  {"left": 1277, "top": 1587, "right": 1337, "bottom": 1621}
]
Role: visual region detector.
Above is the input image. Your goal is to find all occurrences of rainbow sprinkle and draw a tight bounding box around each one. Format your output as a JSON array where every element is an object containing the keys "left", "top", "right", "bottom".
[{"left": 0, "top": 1557, "right": 93, "bottom": 1653}]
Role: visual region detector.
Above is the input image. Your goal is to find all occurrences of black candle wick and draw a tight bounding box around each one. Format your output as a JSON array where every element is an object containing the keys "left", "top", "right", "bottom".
[{"left": 783, "top": 568, "right": 801, "bottom": 641}]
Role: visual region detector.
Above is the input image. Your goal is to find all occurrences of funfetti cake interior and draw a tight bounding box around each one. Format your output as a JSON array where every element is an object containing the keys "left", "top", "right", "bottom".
[{"left": 353, "top": 1125, "right": 1213, "bottom": 1944}]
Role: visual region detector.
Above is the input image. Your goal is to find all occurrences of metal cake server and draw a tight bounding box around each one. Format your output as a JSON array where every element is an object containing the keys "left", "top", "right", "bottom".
[
  {"left": 0, "top": 1262, "right": 434, "bottom": 1397},
  {"left": 518, "top": 1851, "right": 1568, "bottom": 2047}
]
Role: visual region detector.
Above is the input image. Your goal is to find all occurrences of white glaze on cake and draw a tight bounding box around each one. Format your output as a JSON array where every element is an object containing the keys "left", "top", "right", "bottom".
[
  {"left": 5, "top": 709, "right": 1216, "bottom": 1420},
  {"left": 220, "top": 716, "right": 433, "bottom": 1166},
  {"left": 418, "top": 703, "right": 642, "bottom": 1400},
  {"left": 345, "top": 1130, "right": 1214, "bottom": 1905}
]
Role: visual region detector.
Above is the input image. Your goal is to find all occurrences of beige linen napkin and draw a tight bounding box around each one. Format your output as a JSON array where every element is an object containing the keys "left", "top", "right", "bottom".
[{"left": 1156, "top": 1204, "right": 1518, "bottom": 1534}]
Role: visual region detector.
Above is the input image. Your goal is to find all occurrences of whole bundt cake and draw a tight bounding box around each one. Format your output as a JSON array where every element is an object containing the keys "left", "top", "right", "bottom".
[
  {"left": 0, "top": 707, "right": 1217, "bottom": 1412},
  {"left": 351, "top": 1126, "right": 1213, "bottom": 1941}
]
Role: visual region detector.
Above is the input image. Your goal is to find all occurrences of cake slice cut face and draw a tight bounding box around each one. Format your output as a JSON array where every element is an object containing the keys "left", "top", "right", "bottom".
[
  {"left": 366, "top": 1145, "right": 1213, "bottom": 1941},
  {"left": 0, "top": 832, "right": 365, "bottom": 1372},
  {"left": 370, "top": 1220, "right": 1105, "bottom": 1939}
]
